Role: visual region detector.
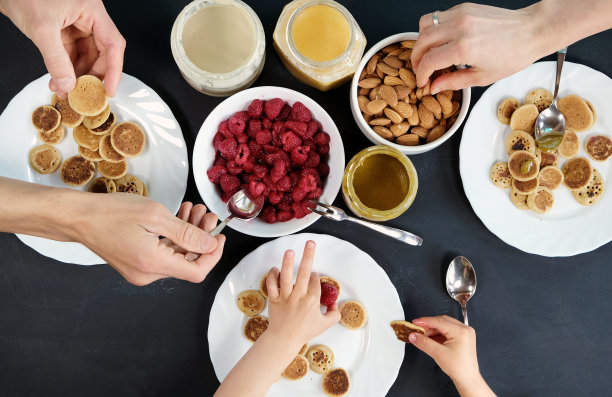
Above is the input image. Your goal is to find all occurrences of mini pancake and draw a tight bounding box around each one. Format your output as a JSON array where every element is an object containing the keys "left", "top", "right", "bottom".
[
  {"left": 78, "top": 145, "right": 102, "bottom": 161},
  {"left": 305, "top": 345, "right": 334, "bottom": 374},
  {"left": 537, "top": 149, "right": 559, "bottom": 169},
  {"left": 505, "top": 130, "right": 536, "bottom": 154},
  {"left": 490, "top": 162, "right": 512, "bottom": 189},
  {"left": 557, "top": 130, "right": 580, "bottom": 159},
  {"left": 83, "top": 104, "right": 111, "bottom": 129},
  {"left": 60, "top": 155, "right": 96, "bottom": 186},
  {"left": 110, "top": 122, "right": 146, "bottom": 158},
  {"left": 339, "top": 300, "right": 367, "bottom": 330},
  {"left": 142, "top": 183, "right": 149, "bottom": 197},
  {"left": 89, "top": 177, "right": 116, "bottom": 193},
  {"left": 538, "top": 166, "right": 564, "bottom": 190},
  {"left": 524, "top": 88, "right": 553, "bottom": 112},
  {"left": 557, "top": 94, "right": 593, "bottom": 132},
  {"left": 38, "top": 124, "right": 65, "bottom": 145},
  {"left": 114, "top": 174, "right": 145, "bottom": 195},
  {"left": 99, "top": 133, "right": 125, "bottom": 163},
  {"left": 51, "top": 93, "right": 84, "bottom": 128},
  {"left": 389, "top": 320, "right": 425, "bottom": 343},
  {"left": 320, "top": 276, "right": 341, "bottom": 296},
  {"left": 585, "top": 100, "right": 597, "bottom": 128},
  {"left": 527, "top": 186, "right": 554, "bottom": 214},
  {"left": 322, "top": 368, "right": 351, "bottom": 397},
  {"left": 259, "top": 271, "right": 280, "bottom": 299},
  {"left": 29, "top": 144, "right": 61, "bottom": 174},
  {"left": 511, "top": 177, "right": 539, "bottom": 195},
  {"left": 572, "top": 169, "right": 604, "bottom": 206},
  {"left": 282, "top": 355, "right": 309, "bottom": 381},
  {"left": 243, "top": 315, "right": 268, "bottom": 342},
  {"left": 98, "top": 160, "right": 128, "bottom": 179},
  {"left": 32, "top": 105, "right": 61, "bottom": 132},
  {"left": 497, "top": 97, "right": 520, "bottom": 124},
  {"left": 562, "top": 157, "right": 593, "bottom": 191},
  {"left": 73, "top": 124, "right": 103, "bottom": 151},
  {"left": 68, "top": 75, "right": 108, "bottom": 116},
  {"left": 510, "top": 104, "right": 539, "bottom": 136},
  {"left": 236, "top": 290, "right": 266, "bottom": 317},
  {"left": 510, "top": 188, "right": 529, "bottom": 210},
  {"left": 585, "top": 135, "right": 612, "bottom": 161},
  {"left": 298, "top": 343, "right": 309, "bottom": 356},
  {"left": 508, "top": 151, "right": 539, "bottom": 181},
  {"left": 89, "top": 112, "right": 116, "bottom": 135}
]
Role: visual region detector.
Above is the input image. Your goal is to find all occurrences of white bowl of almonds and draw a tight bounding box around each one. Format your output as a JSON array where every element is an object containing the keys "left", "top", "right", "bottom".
[{"left": 350, "top": 32, "right": 471, "bottom": 155}]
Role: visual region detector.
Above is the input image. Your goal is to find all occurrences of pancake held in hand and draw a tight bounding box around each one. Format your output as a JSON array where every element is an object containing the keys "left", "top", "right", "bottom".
[
  {"left": 538, "top": 166, "right": 564, "bottom": 190},
  {"left": 60, "top": 155, "right": 95, "bottom": 186},
  {"left": 99, "top": 134, "right": 125, "bottom": 163},
  {"left": 527, "top": 186, "right": 554, "bottom": 214},
  {"left": 78, "top": 145, "right": 102, "bottom": 161},
  {"left": 339, "top": 300, "right": 367, "bottom": 330},
  {"left": 29, "top": 144, "right": 61, "bottom": 174},
  {"left": 497, "top": 97, "right": 520, "bottom": 124},
  {"left": 511, "top": 177, "right": 539, "bottom": 195},
  {"left": 389, "top": 320, "right": 425, "bottom": 343},
  {"left": 89, "top": 112, "right": 116, "bottom": 135},
  {"left": 557, "top": 130, "right": 580, "bottom": 159},
  {"left": 508, "top": 151, "right": 539, "bottom": 181},
  {"left": 259, "top": 271, "right": 280, "bottom": 299},
  {"left": 68, "top": 75, "right": 108, "bottom": 116},
  {"left": 490, "top": 162, "right": 512, "bottom": 189},
  {"left": 282, "top": 355, "right": 309, "bottom": 381},
  {"left": 73, "top": 124, "right": 103, "bottom": 151},
  {"left": 89, "top": 177, "right": 116, "bottom": 193},
  {"left": 537, "top": 149, "right": 559, "bottom": 169},
  {"left": 505, "top": 130, "right": 536, "bottom": 154},
  {"left": 32, "top": 105, "right": 61, "bottom": 132},
  {"left": 305, "top": 345, "right": 335, "bottom": 374},
  {"left": 524, "top": 88, "right": 553, "bottom": 112},
  {"left": 83, "top": 104, "right": 111, "bottom": 129},
  {"left": 236, "top": 290, "right": 266, "bottom": 317},
  {"left": 298, "top": 343, "right": 309, "bottom": 356},
  {"left": 510, "top": 104, "right": 539, "bottom": 136},
  {"left": 38, "top": 124, "right": 65, "bottom": 145},
  {"left": 51, "top": 94, "right": 84, "bottom": 128},
  {"left": 509, "top": 188, "right": 529, "bottom": 210},
  {"left": 114, "top": 174, "right": 145, "bottom": 195},
  {"left": 243, "top": 315, "right": 268, "bottom": 342},
  {"left": 562, "top": 157, "right": 593, "bottom": 191},
  {"left": 110, "top": 122, "right": 146, "bottom": 158},
  {"left": 98, "top": 160, "right": 128, "bottom": 179},
  {"left": 585, "top": 135, "right": 612, "bottom": 161},
  {"left": 572, "top": 169, "right": 604, "bottom": 206},
  {"left": 557, "top": 94, "right": 593, "bottom": 132},
  {"left": 322, "top": 368, "right": 351, "bottom": 397}
]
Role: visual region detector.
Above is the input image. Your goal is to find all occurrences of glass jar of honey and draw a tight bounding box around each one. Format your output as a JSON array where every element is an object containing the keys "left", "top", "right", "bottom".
[
  {"left": 342, "top": 146, "right": 418, "bottom": 221},
  {"left": 273, "top": 0, "right": 366, "bottom": 91}
]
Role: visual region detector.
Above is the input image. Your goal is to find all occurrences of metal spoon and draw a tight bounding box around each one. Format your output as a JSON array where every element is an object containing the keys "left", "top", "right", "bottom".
[
  {"left": 445, "top": 256, "right": 477, "bottom": 325},
  {"left": 534, "top": 48, "right": 567, "bottom": 152},
  {"left": 184, "top": 190, "right": 262, "bottom": 261}
]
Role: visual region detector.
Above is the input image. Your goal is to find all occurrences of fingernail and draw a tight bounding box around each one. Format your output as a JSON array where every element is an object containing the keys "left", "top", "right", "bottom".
[
  {"left": 408, "top": 333, "right": 417, "bottom": 343},
  {"left": 431, "top": 87, "right": 441, "bottom": 95},
  {"left": 286, "top": 250, "right": 294, "bottom": 257},
  {"left": 413, "top": 319, "right": 425, "bottom": 325},
  {"left": 55, "top": 77, "right": 75, "bottom": 93},
  {"left": 185, "top": 252, "right": 199, "bottom": 262},
  {"left": 306, "top": 240, "right": 315, "bottom": 248}
]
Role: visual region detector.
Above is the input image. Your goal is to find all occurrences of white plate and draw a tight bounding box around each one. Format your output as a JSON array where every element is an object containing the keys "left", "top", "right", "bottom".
[
  {"left": 208, "top": 233, "right": 405, "bottom": 397},
  {"left": 0, "top": 73, "right": 188, "bottom": 265},
  {"left": 192, "top": 86, "right": 345, "bottom": 238},
  {"left": 460, "top": 62, "right": 612, "bottom": 257}
]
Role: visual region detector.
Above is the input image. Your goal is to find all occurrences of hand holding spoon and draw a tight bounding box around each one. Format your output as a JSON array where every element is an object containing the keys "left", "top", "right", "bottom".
[
  {"left": 535, "top": 48, "right": 567, "bottom": 152},
  {"left": 446, "top": 256, "right": 477, "bottom": 325}
]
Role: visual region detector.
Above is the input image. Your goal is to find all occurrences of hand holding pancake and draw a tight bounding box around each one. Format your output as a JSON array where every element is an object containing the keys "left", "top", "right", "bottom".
[{"left": 0, "top": 0, "right": 125, "bottom": 97}]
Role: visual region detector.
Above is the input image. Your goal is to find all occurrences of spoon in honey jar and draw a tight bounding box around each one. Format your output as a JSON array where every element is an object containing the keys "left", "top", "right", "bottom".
[{"left": 534, "top": 48, "right": 567, "bottom": 152}]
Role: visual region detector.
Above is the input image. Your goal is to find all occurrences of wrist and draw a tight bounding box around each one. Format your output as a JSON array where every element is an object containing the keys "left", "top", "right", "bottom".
[
  {"left": 453, "top": 372, "right": 493, "bottom": 397},
  {"left": 265, "top": 325, "right": 305, "bottom": 354},
  {"left": 44, "top": 188, "right": 95, "bottom": 242}
]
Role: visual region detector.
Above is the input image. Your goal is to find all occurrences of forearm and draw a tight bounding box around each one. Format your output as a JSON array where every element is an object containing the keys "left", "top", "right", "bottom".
[
  {"left": 454, "top": 373, "right": 497, "bottom": 397},
  {"left": 214, "top": 330, "right": 301, "bottom": 397}
]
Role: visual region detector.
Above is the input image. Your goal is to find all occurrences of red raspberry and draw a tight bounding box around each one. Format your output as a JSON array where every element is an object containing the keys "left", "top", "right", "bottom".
[
  {"left": 219, "top": 174, "right": 240, "bottom": 193},
  {"left": 236, "top": 132, "right": 249, "bottom": 144},
  {"left": 290, "top": 101, "right": 312, "bottom": 122},
  {"left": 277, "top": 195, "right": 292, "bottom": 211},
  {"left": 265, "top": 151, "right": 289, "bottom": 167},
  {"left": 226, "top": 160, "right": 243, "bottom": 175},
  {"left": 281, "top": 131, "right": 302, "bottom": 152},
  {"left": 233, "top": 111, "right": 250, "bottom": 123},
  {"left": 213, "top": 132, "right": 224, "bottom": 151},
  {"left": 270, "top": 159, "right": 287, "bottom": 183},
  {"left": 272, "top": 121, "right": 286, "bottom": 136},
  {"left": 320, "top": 282, "right": 339, "bottom": 306},
  {"left": 255, "top": 129, "right": 272, "bottom": 145},
  {"left": 277, "top": 209, "right": 294, "bottom": 222},
  {"left": 260, "top": 206, "right": 277, "bottom": 223},
  {"left": 307, "top": 187, "right": 323, "bottom": 200},
  {"left": 247, "top": 140, "right": 265, "bottom": 160},
  {"left": 268, "top": 190, "right": 283, "bottom": 205},
  {"left": 248, "top": 180, "right": 266, "bottom": 198},
  {"left": 285, "top": 121, "right": 308, "bottom": 138},
  {"left": 289, "top": 171, "right": 301, "bottom": 188},
  {"left": 292, "top": 188, "right": 307, "bottom": 202},
  {"left": 278, "top": 104, "right": 292, "bottom": 121},
  {"left": 276, "top": 175, "right": 291, "bottom": 192},
  {"left": 303, "top": 139, "right": 316, "bottom": 153},
  {"left": 221, "top": 191, "right": 235, "bottom": 203},
  {"left": 316, "top": 163, "right": 330, "bottom": 177},
  {"left": 252, "top": 164, "right": 268, "bottom": 180},
  {"left": 264, "top": 98, "right": 284, "bottom": 119},
  {"left": 317, "top": 144, "right": 330, "bottom": 156},
  {"left": 290, "top": 145, "right": 310, "bottom": 166},
  {"left": 262, "top": 118, "right": 272, "bottom": 130},
  {"left": 218, "top": 137, "right": 238, "bottom": 159},
  {"left": 207, "top": 165, "right": 227, "bottom": 184},
  {"left": 247, "top": 99, "right": 264, "bottom": 118},
  {"left": 262, "top": 187, "right": 271, "bottom": 198},
  {"left": 291, "top": 201, "right": 309, "bottom": 219},
  {"left": 314, "top": 132, "right": 330, "bottom": 146},
  {"left": 213, "top": 155, "right": 227, "bottom": 167},
  {"left": 235, "top": 143, "right": 250, "bottom": 165},
  {"left": 298, "top": 174, "right": 317, "bottom": 192},
  {"left": 218, "top": 120, "right": 232, "bottom": 138},
  {"left": 306, "top": 120, "right": 319, "bottom": 138},
  {"left": 305, "top": 152, "right": 320, "bottom": 168},
  {"left": 264, "top": 144, "right": 280, "bottom": 155},
  {"left": 262, "top": 175, "right": 276, "bottom": 190},
  {"left": 228, "top": 116, "right": 246, "bottom": 135},
  {"left": 247, "top": 119, "right": 262, "bottom": 137},
  {"left": 243, "top": 157, "right": 256, "bottom": 173},
  {"left": 301, "top": 167, "right": 322, "bottom": 186}
]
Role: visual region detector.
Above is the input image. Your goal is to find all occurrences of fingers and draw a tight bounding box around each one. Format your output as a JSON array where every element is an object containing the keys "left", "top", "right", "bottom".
[
  {"left": 411, "top": 22, "right": 455, "bottom": 73},
  {"left": 90, "top": 5, "right": 125, "bottom": 97},
  {"left": 279, "top": 250, "right": 295, "bottom": 299},
  {"left": 177, "top": 202, "right": 193, "bottom": 221},
  {"left": 413, "top": 315, "right": 465, "bottom": 338},
  {"left": 408, "top": 332, "right": 446, "bottom": 360},
  {"left": 202, "top": 212, "right": 219, "bottom": 233},
  {"left": 158, "top": 234, "right": 225, "bottom": 283},
  {"left": 323, "top": 302, "right": 341, "bottom": 327},
  {"left": 266, "top": 267, "right": 281, "bottom": 300},
  {"left": 188, "top": 204, "right": 208, "bottom": 227},
  {"left": 430, "top": 68, "right": 479, "bottom": 93},
  {"left": 155, "top": 210, "right": 218, "bottom": 254},
  {"left": 413, "top": 42, "right": 465, "bottom": 89},
  {"left": 307, "top": 271, "right": 321, "bottom": 299},
  {"left": 294, "top": 240, "right": 316, "bottom": 294},
  {"left": 32, "top": 25, "right": 77, "bottom": 96}
]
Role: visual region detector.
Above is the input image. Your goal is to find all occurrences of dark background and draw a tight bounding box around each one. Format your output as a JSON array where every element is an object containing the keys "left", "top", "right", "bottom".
[{"left": 1, "top": 0, "right": 612, "bottom": 396}]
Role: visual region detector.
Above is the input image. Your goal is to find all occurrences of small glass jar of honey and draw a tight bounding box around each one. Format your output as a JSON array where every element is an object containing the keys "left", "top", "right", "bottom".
[{"left": 342, "top": 146, "right": 418, "bottom": 221}]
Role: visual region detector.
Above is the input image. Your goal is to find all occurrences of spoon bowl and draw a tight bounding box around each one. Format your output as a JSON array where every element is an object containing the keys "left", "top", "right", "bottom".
[
  {"left": 210, "top": 189, "right": 263, "bottom": 236},
  {"left": 445, "top": 256, "right": 477, "bottom": 325},
  {"left": 535, "top": 48, "right": 567, "bottom": 151}
]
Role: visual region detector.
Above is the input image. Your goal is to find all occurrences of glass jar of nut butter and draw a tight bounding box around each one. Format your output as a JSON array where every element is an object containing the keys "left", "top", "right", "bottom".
[
  {"left": 273, "top": 0, "right": 366, "bottom": 91},
  {"left": 342, "top": 146, "right": 418, "bottom": 221}
]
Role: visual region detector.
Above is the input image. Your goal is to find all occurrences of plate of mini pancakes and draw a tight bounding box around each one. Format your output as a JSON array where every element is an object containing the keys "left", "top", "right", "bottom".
[
  {"left": 208, "top": 233, "right": 405, "bottom": 397},
  {"left": 0, "top": 73, "right": 188, "bottom": 265},
  {"left": 460, "top": 61, "right": 612, "bottom": 256}
]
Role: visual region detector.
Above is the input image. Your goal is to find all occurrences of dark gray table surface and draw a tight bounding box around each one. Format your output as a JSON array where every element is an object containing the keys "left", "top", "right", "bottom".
[{"left": 1, "top": 1, "right": 612, "bottom": 396}]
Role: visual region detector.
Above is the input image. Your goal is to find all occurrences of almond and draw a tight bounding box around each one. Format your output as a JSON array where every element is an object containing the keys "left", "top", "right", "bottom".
[
  {"left": 398, "top": 50, "right": 412, "bottom": 61},
  {"left": 370, "top": 118, "right": 391, "bottom": 126},
  {"left": 363, "top": 113, "right": 372, "bottom": 123},
  {"left": 366, "top": 54, "right": 380, "bottom": 75},
  {"left": 379, "top": 85, "right": 398, "bottom": 107},
  {"left": 384, "top": 76, "right": 406, "bottom": 86},
  {"left": 372, "top": 126, "right": 393, "bottom": 140},
  {"left": 376, "top": 62, "right": 399, "bottom": 77},
  {"left": 437, "top": 93, "right": 453, "bottom": 117},
  {"left": 407, "top": 104, "right": 419, "bottom": 125},
  {"left": 369, "top": 85, "right": 381, "bottom": 101},
  {"left": 376, "top": 67, "right": 385, "bottom": 79},
  {"left": 358, "top": 88, "right": 371, "bottom": 96},
  {"left": 383, "top": 55, "right": 404, "bottom": 69},
  {"left": 411, "top": 126, "right": 430, "bottom": 139},
  {"left": 440, "top": 90, "right": 454, "bottom": 100},
  {"left": 384, "top": 108, "right": 403, "bottom": 124},
  {"left": 401, "top": 40, "right": 415, "bottom": 49},
  {"left": 395, "top": 85, "right": 410, "bottom": 100},
  {"left": 359, "top": 68, "right": 367, "bottom": 81},
  {"left": 450, "top": 101, "right": 461, "bottom": 117},
  {"left": 452, "top": 90, "right": 462, "bottom": 102},
  {"left": 396, "top": 133, "right": 419, "bottom": 146},
  {"left": 390, "top": 122, "right": 410, "bottom": 137},
  {"left": 408, "top": 91, "right": 418, "bottom": 104},
  {"left": 399, "top": 68, "right": 417, "bottom": 89},
  {"left": 418, "top": 103, "right": 435, "bottom": 128},
  {"left": 358, "top": 78, "right": 381, "bottom": 89},
  {"left": 358, "top": 95, "right": 371, "bottom": 115},
  {"left": 392, "top": 102, "right": 413, "bottom": 119},
  {"left": 421, "top": 95, "right": 442, "bottom": 119},
  {"left": 382, "top": 44, "right": 401, "bottom": 54},
  {"left": 366, "top": 99, "right": 387, "bottom": 115},
  {"left": 426, "top": 125, "right": 446, "bottom": 143}
]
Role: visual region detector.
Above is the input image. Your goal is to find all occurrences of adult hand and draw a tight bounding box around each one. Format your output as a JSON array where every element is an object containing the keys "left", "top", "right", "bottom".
[{"left": 0, "top": 0, "right": 125, "bottom": 97}]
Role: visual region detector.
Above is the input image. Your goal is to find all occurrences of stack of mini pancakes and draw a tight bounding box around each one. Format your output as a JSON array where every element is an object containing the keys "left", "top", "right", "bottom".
[
  {"left": 29, "top": 75, "right": 148, "bottom": 196},
  {"left": 491, "top": 89, "right": 611, "bottom": 213}
]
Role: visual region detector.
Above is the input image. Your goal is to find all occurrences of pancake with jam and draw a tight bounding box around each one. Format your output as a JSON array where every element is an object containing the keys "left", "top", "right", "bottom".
[
  {"left": 508, "top": 151, "right": 539, "bottom": 181},
  {"left": 89, "top": 177, "right": 116, "bottom": 193},
  {"left": 509, "top": 104, "right": 539, "bottom": 136},
  {"left": 29, "top": 144, "right": 61, "bottom": 174},
  {"left": 99, "top": 133, "right": 125, "bottom": 163},
  {"left": 60, "top": 155, "right": 96, "bottom": 186},
  {"left": 236, "top": 290, "right": 266, "bottom": 317},
  {"left": 527, "top": 186, "right": 554, "bottom": 214},
  {"left": 282, "top": 355, "right": 309, "bottom": 381},
  {"left": 497, "top": 97, "right": 520, "bottom": 124},
  {"left": 585, "top": 135, "right": 612, "bottom": 162},
  {"left": 68, "top": 75, "right": 108, "bottom": 116},
  {"left": 98, "top": 160, "right": 128, "bottom": 179},
  {"left": 557, "top": 130, "right": 580, "bottom": 159},
  {"left": 511, "top": 177, "right": 539, "bottom": 195},
  {"left": 110, "top": 122, "right": 146, "bottom": 158},
  {"left": 505, "top": 130, "right": 536, "bottom": 154},
  {"left": 38, "top": 124, "right": 65, "bottom": 145},
  {"left": 51, "top": 94, "right": 84, "bottom": 128},
  {"left": 32, "top": 105, "right": 61, "bottom": 132},
  {"left": 305, "top": 345, "right": 335, "bottom": 374},
  {"left": 557, "top": 94, "right": 593, "bottom": 132},
  {"left": 562, "top": 157, "right": 593, "bottom": 191},
  {"left": 243, "top": 315, "right": 268, "bottom": 342},
  {"left": 89, "top": 112, "right": 116, "bottom": 135},
  {"left": 490, "top": 162, "right": 512, "bottom": 189},
  {"left": 572, "top": 169, "right": 604, "bottom": 206},
  {"left": 322, "top": 368, "right": 351, "bottom": 397},
  {"left": 83, "top": 104, "right": 111, "bottom": 129},
  {"left": 73, "top": 124, "right": 103, "bottom": 151},
  {"left": 538, "top": 166, "right": 564, "bottom": 190},
  {"left": 390, "top": 320, "right": 425, "bottom": 343}
]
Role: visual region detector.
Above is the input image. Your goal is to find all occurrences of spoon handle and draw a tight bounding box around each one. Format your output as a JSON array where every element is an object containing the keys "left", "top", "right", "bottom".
[
  {"left": 553, "top": 48, "right": 567, "bottom": 99},
  {"left": 210, "top": 214, "right": 234, "bottom": 236},
  {"left": 461, "top": 302, "right": 469, "bottom": 326}
]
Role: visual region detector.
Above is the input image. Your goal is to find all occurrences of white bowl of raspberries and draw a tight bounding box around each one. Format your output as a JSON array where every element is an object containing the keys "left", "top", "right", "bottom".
[{"left": 193, "top": 86, "right": 345, "bottom": 237}]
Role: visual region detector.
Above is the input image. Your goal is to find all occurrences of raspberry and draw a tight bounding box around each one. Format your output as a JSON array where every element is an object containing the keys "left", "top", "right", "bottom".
[
  {"left": 307, "top": 187, "right": 322, "bottom": 200},
  {"left": 292, "top": 188, "right": 307, "bottom": 202},
  {"left": 268, "top": 190, "right": 283, "bottom": 205},
  {"left": 233, "top": 111, "right": 249, "bottom": 123},
  {"left": 235, "top": 143, "right": 250, "bottom": 165},
  {"left": 248, "top": 140, "right": 265, "bottom": 160},
  {"left": 255, "top": 129, "right": 272, "bottom": 145},
  {"left": 314, "top": 132, "right": 330, "bottom": 146},
  {"left": 290, "top": 145, "right": 310, "bottom": 166},
  {"left": 218, "top": 137, "right": 238, "bottom": 159},
  {"left": 247, "top": 99, "right": 264, "bottom": 118},
  {"left": 277, "top": 195, "right": 292, "bottom": 211},
  {"left": 252, "top": 164, "right": 268, "bottom": 179},
  {"left": 277, "top": 104, "right": 291, "bottom": 121},
  {"left": 264, "top": 98, "right": 284, "bottom": 119},
  {"left": 276, "top": 175, "right": 291, "bottom": 192},
  {"left": 317, "top": 144, "right": 330, "bottom": 156},
  {"left": 236, "top": 132, "right": 249, "bottom": 144},
  {"left": 226, "top": 160, "right": 243, "bottom": 175},
  {"left": 281, "top": 131, "right": 302, "bottom": 152},
  {"left": 289, "top": 171, "right": 301, "bottom": 188},
  {"left": 263, "top": 175, "right": 276, "bottom": 190},
  {"left": 207, "top": 165, "right": 227, "bottom": 184},
  {"left": 219, "top": 174, "right": 240, "bottom": 193},
  {"left": 228, "top": 116, "right": 246, "bottom": 135},
  {"left": 301, "top": 167, "right": 322, "bottom": 186},
  {"left": 291, "top": 201, "right": 309, "bottom": 219},
  {"left": 290, "top": 101, "right": 312, "bottom": 122},
  {"left": 320, "top": 282, "right": 339, "bottom": 306},
  {"left": 264, "top": 144, "right": 280, "bottom": 155},
  {"left": 305, "top": 152, "right": 320, "bottom": 168},
  {"left": 243, "top": 157, "right": 256, "bottom": 173},
  {"left": 277, "top": 209, "right": 294, "bottom": 222},
  {"left": 270, "top": 159, "right": 287, "bottom": 183},
  {"left": 213, "top": 132, "right": 224, "bottom": 151},
  {"left": 285, "top": 121, "right": 308, "bottom": 138},
  {"left": 247, "top": 119, "right": 262, "bottom": 137},
  {"left": 306, "top": 120, "right": 319, "bottom": 138},
  {"left": 262, "top": 118, "right": 272, "bottom": 130},
  {"left": 272, "top": 121, "right": 286, "bottom": 136},
  {"left": 218, "top": 120, "right": 232, "bottom": 138},
  {"left": 316, "top": 163, "right": 330, "bottom": 177},
  {"left": 265, "top": 151, "right": 289, "bottom": 167},
  {"left": 221, "top": 191, "right": 235, "bottom": 203},
  {"left": 303, "top": 139, "right": 316, "bottom": 153},
  {"left": 298, "top": 174, "right": 317, "bottom": 192},
  {"left": 262, "top": 187, "right": 271, "bottom": 199},
  {"left": 248, "top": 180, "right": 266, "bottom": 198},
  {"left": 260, "top": 206, "right": 277, "bottom": 223},
  {"left": 213, "top": 155, "right": 227, "bottom": 167}
]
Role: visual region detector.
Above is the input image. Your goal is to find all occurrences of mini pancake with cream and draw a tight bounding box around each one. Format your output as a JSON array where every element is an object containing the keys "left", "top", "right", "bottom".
[{"left": 508, "top": 151, "right": 539, "bottom": 181}]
